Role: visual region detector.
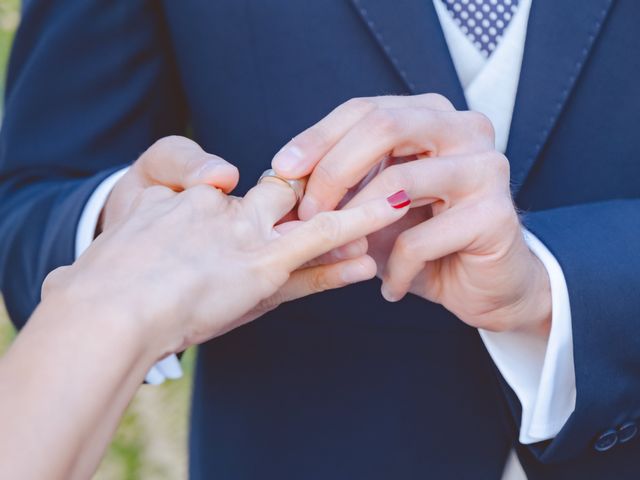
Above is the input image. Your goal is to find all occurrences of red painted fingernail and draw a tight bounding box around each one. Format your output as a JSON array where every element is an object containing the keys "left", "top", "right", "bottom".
[{"left": 386, "top": 190, "right": 411, "bottom": 209}]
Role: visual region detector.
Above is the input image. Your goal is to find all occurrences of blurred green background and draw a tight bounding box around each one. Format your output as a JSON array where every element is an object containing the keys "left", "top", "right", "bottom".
[{"left": 0, "top": 2, "right": 192, "bottom": 478}]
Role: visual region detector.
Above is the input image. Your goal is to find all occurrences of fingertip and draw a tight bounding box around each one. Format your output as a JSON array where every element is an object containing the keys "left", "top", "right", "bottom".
[
  {"left": 339, "top": 255, "right": 377, "bottom": 283},
  {"left": 358, "top": 254, "right": 378, "bottom": 278},
  {"left": 272, "top": 144, "right": 306, "bottom": 178},
  {"left": 380, "top": 282, "right": 405, "bottom": 302},
  {"left": 386, "top": 190, "right": 411, "bottom": 209}
]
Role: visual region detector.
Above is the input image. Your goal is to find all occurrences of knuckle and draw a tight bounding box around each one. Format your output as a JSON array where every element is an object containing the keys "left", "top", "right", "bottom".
[
  {"left": 142, "top": 136, "right": 193, "bottom": 169},
  {"left": 358, "top": 203, "right": 382, "bottom": 228},
  {"left": 253, "top": 253, "right": 288, "bottom": 288},
  {"left": 183, "top": 184, "right": 220, "bottom": 208},
  {"left": 466, "top": 151, "right": 510, "bottom": 187},
  {"left": 423, "top": 93, "right": 455, "bottom": 111},
  {"left": 314, "top": 161, "right": 340, "bottom": 188},
  {"left": 307, "top": 269, "right": 333, "bottom": 292},
  {"left": 365, "top": 108, "right": 401, "bottom": 137},
  {"left": 342, "top": 97, "right": 377, "bottom": 116},
  {"left": 470, "top": 151, "right": 510, "bottom": 190},
  {"left": 379, "top": 164, "right": 411, "bottom": 193},
  {"left": 293, "top": 125, "right": 329, "bottom": 151},
  {"left": 395, "top": 231, "right": 419, "bottom": 259},
  {"left": 312, "top": 212, "right": 342, "bottom": 244},
  {"left": 487, "top": 151, "right": 511, "bottom": 180},
  {"left": 467, "top": 154, "right": 487, "bottom": 184},
  {"left": 233, "top": 217, "right": 258, "bottom": 243},
  {"left": 148, "top": 135, "right": 188, "bottom": 156},
  {"left": 465, "top": 111, "right": 496, "bottom": 146},
  {"left": 479, "top": 196, "right": 516, "bottom": 226}
]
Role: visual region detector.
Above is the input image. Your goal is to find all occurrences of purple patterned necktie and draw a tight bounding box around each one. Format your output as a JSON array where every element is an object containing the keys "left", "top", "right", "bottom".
[{"left": 443, "top": 0, "right": 521, "bottom": 57}]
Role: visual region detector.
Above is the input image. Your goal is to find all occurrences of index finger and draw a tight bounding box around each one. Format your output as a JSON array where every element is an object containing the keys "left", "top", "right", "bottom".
[
  {"left": 271, "top": 94, "right": 455, "bottom": 179},
  {"left": 267, "top": 190, "right": 411, "bottom": 272},
  {"left": 298, "top": 107, "right": 495, "bottom": 220}
]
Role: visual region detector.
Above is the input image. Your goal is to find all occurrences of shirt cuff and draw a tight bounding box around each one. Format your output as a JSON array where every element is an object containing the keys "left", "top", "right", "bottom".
[
  {"left": 479, "top": 229, "right": 576, "bottom": 444},
  {"left": 74, "top": 167, "right": 129, "bottom": 258},
  {"left": 73, "top": 166, "right": 183, "bottom": 384}
]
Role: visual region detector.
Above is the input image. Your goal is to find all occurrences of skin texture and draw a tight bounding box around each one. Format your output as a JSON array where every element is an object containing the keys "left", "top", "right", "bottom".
[
  {"left": 101, "top": 137, "right": 371, "bottom": 312},
  {"left": 103, "top": 137, "right": 372, "bottom": 385},
  {"left": 273, "top": 93, "right": 551, "bottom": 336},
  {"left": 0, "top": 156, "right": 410, "bottom": 480}
]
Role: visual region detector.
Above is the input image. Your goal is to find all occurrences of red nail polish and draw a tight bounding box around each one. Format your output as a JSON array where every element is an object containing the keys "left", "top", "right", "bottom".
[{"left": 387, "top": 190, "right": 411, "bottom": 209}]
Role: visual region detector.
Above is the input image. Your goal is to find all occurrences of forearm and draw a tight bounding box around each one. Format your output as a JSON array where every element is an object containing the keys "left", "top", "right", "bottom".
[{"left": 0, "top": 293, "right": 154, "bottom": 480}]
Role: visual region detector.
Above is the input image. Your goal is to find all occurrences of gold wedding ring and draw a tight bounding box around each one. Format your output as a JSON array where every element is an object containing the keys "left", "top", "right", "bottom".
[{"left": 258, "top": 168, "right": 307, "bottom": 204}]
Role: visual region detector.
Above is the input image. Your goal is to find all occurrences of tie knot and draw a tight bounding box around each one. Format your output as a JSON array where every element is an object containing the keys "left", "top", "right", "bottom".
[{"left": 443, "top": 0, "right": 520, "bottom": 57}]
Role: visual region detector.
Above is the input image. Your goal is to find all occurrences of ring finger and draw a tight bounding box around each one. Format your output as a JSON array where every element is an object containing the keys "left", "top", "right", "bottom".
[{"left": 243, "top": 176, "right": 300, "bottom": 227}]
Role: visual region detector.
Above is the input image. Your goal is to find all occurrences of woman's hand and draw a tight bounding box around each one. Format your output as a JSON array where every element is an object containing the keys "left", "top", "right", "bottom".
[
  {"left": 43, "top": 173, "right": 411, "bottom": 358},
  {"left": 2, "top": 142, "right": 410, "bottom": 480},
  {"left": 97, "top": 136, "right": 372, "bottom": 382},
  {"left": 272, "top": 94, "right": 551, "bottom": 336}
]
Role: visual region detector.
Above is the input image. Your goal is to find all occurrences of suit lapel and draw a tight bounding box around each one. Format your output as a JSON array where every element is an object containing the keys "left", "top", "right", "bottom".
[
  {"left": 349, "top": 0, "right": 467, "bottom": 109},
  {"left": 350, "top": 0, "right": 615, "bottom": 191},
  {"left": 507, "top": 0, "right": 614, "bottom": 192}
]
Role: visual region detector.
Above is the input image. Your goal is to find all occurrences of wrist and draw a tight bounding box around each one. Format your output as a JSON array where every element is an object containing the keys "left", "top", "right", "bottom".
[
  {"left": 42, "top": 285, "right": 162, "bottom": 364},
  {"left": 531, "top": 254, "right": 553, "bottom": 335},
  {"left": 508, "top": 251, "right": 552, "bottom": 337},
  {"left": 482, "top": 238, "right": 552, "bottom": 337}
]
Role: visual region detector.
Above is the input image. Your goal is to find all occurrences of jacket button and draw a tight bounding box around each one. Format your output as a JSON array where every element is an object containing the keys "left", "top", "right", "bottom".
[
  {"left": 594, "top": 429, "right": 618, "bottom": 452},
  {"left": 618, "top": 422, "right": 638, "bottom": 443}
]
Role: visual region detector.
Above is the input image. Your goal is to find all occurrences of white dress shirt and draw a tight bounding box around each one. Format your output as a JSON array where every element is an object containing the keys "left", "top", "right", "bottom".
[
  {"left": 75, "top": 0, "right": 576, "bottom": 446},
  {"left": 433, "top": 0, "right": 576, "bottom": 445}
]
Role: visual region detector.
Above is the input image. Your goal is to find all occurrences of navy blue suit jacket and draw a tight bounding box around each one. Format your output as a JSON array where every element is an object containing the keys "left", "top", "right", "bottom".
[{"left": 1, "top": 1, "right": 639, "bottom": 478}]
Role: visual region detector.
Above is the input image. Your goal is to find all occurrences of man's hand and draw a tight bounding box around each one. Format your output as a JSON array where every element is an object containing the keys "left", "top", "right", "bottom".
[
  {"left": 99, "top": 136, "right": 240, "bottom": 233},
  {"left": 272, "top": 94, "right": 551, "bottom": 336}
]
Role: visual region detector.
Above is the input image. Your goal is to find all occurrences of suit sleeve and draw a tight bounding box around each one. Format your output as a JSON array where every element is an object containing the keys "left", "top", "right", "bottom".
[
  {"left": 0, "top": 0, "right": 187, "bottom": 328},
  {"left": 501, "top": 199, "right": 640, "bottom": 463}
]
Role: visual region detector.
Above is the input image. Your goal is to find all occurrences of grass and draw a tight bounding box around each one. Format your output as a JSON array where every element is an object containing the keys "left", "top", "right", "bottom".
[
  {"left": 0, "top": 2, "right": 192, "bottom": 478},
  {"left": 0, "top": 298, "right": 14, "bottom": 351},
  {"left": 0, "top": 0, "right": 19, "bottom": 101}
]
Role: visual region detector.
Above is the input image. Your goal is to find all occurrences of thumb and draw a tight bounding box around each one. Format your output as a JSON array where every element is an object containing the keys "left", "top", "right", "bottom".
[{"left": 138, "top": 136, "right": 240, "bottom": 193}]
